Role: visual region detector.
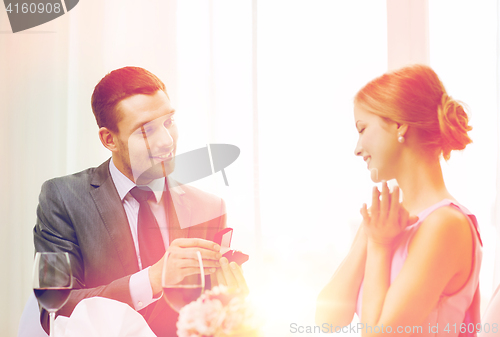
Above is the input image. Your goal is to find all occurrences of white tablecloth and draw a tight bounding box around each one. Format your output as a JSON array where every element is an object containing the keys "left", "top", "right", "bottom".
[{"left": 54, "top": 297, "right": 157, "bottom": 337}]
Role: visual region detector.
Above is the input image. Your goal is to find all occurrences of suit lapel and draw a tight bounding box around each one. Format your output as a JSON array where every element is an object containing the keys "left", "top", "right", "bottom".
[
  {"left": 166, "top": 177, "right": 192, "bottom": 243},
  {"left": 90, "top": 159, "right": 140, "bottom": 275}
]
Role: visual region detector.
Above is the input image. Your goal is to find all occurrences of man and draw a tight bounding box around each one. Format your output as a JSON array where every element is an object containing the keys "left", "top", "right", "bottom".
[{"left": 34, "top": 66, "right": 246, "bottom": 336}]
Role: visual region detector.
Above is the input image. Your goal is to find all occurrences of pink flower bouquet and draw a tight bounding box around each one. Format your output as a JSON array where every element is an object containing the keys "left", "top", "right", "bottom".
[{"left": 176, "top": 285, "right": 259, "bottom": 337}]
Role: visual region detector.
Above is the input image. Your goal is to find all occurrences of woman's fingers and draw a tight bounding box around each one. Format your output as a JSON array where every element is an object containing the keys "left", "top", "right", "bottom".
[
  {"left": 360, "top": 203, "right": 370, "bottom": 224},
  {"left": 363, "top": 183, "right": 414, "bottom": 245},
  {"left": 371, "top": 186, "right": 380, "bottom": 220},
  {"left": 388, "top": 185, "right": 400, "bottom": 222},
  {"left": 379, "top": 181, "right": 390, "bottom": 221},
  {"left": 390, "top": 186, "right": 399, "bottom": 209}
]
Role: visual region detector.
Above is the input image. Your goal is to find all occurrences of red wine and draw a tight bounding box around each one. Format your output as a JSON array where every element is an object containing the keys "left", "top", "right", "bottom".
[
  {"left": 34, "top": 288, "right": 71, "bottom": 311},
  {"left": 163, "top": 285, "right": 202, "bottom": 311}
]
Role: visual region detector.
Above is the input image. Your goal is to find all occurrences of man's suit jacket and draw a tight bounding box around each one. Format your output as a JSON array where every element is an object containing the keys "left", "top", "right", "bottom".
[{"left": 34, "top": 159, "right": 226, "bottom": 336}]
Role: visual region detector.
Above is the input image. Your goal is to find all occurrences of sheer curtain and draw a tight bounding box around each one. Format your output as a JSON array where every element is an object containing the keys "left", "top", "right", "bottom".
[
  {"left": 429, "top": 0, "right": 499, "bottom": 310},
  {"left": 254, "top": 1, "right": 387, "bottom": 335}
]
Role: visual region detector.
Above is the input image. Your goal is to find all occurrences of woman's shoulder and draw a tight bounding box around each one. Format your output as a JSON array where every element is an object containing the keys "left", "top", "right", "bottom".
[
  {"left": 409, "top": 203, "right": 473, "bottom": 256},
  {"left": 422, "top": 204, "right": 472, "bottom": 232}
]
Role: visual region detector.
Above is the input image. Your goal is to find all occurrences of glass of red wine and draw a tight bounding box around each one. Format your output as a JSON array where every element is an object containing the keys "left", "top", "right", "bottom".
[
  {"left": 33, "top": 252, "right": 73, "bottom": 337},
  {"left": 162, "top": 250, "right": 204, "bottom": 312}
]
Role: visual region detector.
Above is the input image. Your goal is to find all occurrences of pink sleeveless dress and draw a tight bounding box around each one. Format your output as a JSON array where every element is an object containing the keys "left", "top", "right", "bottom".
[{"left": 356, "top": 199, "right": 482, "bottom": 337}]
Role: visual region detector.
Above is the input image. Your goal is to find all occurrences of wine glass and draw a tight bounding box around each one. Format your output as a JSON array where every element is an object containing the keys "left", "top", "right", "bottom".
[
  {"left": 162, "top": 251, "right": 205, "bottom": 312},
  {"left": 33, "top": 252, "right": 73, "bottom": 337}
]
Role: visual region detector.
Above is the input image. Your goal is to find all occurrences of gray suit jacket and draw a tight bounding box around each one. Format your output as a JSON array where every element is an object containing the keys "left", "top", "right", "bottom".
[{"left": 34, "top": 159, "right": 226, "bottom": 336}]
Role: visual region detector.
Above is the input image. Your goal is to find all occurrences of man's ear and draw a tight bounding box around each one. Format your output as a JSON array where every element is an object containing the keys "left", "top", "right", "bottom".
[
  {"left": 397, "top": 124, "right": 409, "bottom": 137},
  {"left": 98, "top": 127, "right": 119, "bottom": 152}
]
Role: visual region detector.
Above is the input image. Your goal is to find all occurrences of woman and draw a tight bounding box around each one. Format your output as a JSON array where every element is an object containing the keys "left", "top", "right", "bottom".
[{"left": 316, "top": 65, "right": 482, "bottom": 337}]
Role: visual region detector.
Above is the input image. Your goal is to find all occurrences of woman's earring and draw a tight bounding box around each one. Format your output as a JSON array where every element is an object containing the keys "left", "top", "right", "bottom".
[{"left": 398, "top": 135, "right": 405, "bottom": 143}]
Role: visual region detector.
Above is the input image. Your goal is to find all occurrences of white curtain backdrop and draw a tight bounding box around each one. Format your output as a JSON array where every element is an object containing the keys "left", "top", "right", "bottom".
[
  {"left": 1, "top": 1, "right": 499, "bottom": 336},
  {"left": 254, "top": 2, "right": 387, "bottom": 334},
  {"left": 428, "top": 0, "right": 499, "bottom": 310}
]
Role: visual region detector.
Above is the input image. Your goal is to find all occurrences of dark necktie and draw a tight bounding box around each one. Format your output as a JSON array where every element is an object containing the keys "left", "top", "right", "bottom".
[{"left": 130, "top": 186, "right": 166, "bottom": 269}]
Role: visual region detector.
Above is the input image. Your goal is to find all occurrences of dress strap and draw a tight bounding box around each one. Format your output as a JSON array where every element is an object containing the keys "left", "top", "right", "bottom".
[{"left": 414, "top": 199, "right": 482, "bottom": 247}]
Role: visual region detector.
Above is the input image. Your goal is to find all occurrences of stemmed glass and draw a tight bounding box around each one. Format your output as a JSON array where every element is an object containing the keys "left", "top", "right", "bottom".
[
  {"left": 33, "top": 252, "right": 73, "bottom": 337},
  {"left": 162, "top": 251, "right": 205, "bottom": 312}
]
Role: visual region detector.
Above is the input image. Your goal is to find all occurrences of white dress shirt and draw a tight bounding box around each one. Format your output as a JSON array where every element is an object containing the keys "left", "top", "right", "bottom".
[{"left": 109, "top": 159, "right": 169, "bottom": 310}]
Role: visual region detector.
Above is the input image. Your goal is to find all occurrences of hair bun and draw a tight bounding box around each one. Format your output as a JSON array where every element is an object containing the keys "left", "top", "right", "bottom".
[{"left": 437, "top": 93, "right": 472, "bottom": 160}]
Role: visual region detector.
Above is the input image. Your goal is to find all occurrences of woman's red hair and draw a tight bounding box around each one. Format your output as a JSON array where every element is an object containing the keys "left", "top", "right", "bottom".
[{"left": 354, "top": 64, "right": 472, "bottom": 160}]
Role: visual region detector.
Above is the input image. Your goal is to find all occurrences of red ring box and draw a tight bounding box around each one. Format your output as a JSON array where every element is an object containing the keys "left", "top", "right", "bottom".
[{"left": 214, "top": 228, "right": 249, "bottom": 265}]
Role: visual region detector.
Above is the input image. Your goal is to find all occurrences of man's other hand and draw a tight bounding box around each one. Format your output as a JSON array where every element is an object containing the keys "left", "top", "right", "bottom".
[
  {"left": 214, "top": 257, "right": 249, "bottom": 296},
  {"left": 149, "top": 238, "right": 221, "bottom": 294}
]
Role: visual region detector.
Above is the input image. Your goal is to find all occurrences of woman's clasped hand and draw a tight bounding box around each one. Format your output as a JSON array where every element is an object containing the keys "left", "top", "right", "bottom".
[{"left": 360, "top": 181, "right": 418, "bottom": 247}]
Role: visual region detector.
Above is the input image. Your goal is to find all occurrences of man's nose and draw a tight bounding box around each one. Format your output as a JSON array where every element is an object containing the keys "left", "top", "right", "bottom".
[{"left": 153, "top": 127, "right": 174, "bottom": 149}]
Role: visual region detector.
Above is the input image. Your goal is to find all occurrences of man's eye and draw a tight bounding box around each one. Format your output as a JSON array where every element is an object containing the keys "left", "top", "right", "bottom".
[{"left": 140, "top": 128, "right": 153, "bottom": 135}]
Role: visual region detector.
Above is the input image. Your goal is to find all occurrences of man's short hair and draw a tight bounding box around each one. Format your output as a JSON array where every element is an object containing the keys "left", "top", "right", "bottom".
[{"left": 91, "top": 66, "right": 167, "bottom": 132}]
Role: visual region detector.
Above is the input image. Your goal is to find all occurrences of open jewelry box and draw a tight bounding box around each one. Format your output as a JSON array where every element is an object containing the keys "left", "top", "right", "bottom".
[{"left": 214, "top": 228, "right": 249, "bottom": 265}]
